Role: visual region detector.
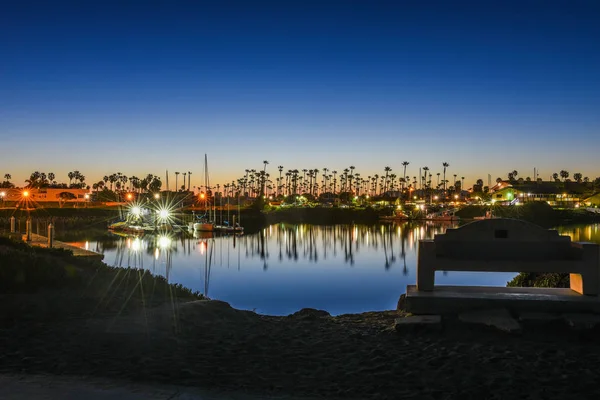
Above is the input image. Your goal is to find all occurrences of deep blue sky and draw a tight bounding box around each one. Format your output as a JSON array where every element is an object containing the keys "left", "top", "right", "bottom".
[{"left": 2, "top": 0, "right": 599, "bottom": 188}]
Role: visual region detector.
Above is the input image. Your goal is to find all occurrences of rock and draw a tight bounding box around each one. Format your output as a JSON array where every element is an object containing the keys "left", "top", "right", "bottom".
[
  {"left": 289, "top": 308, "right": 331, "bottom": 320},
  {"left": 458, "top": 308, "right": 521, "bottom": 333},
  {"left": 397, "top": 294, "right": 406, "bottom": 310},
  {"left": 394, "top": 315, "right": 442, "bottom": 332},
  {"left": 562, "top": 313, "right": 600, "bottom": 330},
  {"left": 518, "top": 312, "right": 563, "bottom": 324}
]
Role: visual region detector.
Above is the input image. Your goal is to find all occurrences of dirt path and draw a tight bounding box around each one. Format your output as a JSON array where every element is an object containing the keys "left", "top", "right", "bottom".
[{"left": 0, "top": 374, "right": 309, "bottom": 400}]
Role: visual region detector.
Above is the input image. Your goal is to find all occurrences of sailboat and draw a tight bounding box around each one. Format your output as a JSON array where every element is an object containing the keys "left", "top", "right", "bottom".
[{"left": 194, "top": 154, "right": 215, "bottom": 232}]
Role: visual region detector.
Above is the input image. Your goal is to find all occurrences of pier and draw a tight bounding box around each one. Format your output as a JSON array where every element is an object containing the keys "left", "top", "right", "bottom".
[{"left": 24, "top": 233, "right": 104, "bottom": 260}]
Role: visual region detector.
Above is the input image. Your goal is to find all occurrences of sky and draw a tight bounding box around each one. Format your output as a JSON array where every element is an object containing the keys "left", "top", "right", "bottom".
[{"left": 1, "top": 0, "right": 599, "bottom": 189}]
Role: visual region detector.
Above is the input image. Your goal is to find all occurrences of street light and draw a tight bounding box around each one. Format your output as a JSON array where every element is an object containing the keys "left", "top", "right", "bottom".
[{"left": 154, "top": 193, "right": 160, "bottom": 199}]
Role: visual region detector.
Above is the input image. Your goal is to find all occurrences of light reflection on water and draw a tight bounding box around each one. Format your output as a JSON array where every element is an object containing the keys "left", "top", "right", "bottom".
[
  {"left": 72, "top": 222, "right": 600, "bottom": 316},
  {"left": 555, "top": 223, "right": 600, "bottom": 243}
]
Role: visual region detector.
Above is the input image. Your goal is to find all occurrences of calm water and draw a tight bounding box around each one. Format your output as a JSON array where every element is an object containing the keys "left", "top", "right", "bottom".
[{"left": 69, "top": 222, "right": 600, "bottom": 316}]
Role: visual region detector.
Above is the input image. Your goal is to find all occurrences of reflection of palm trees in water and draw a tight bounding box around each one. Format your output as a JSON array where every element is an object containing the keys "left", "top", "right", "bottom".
[
  {"left": 200, "top": 238, "right": 215, "bottom": 297},
  {"left": 112, "top": 237, "right": 144, "bottom": 270},
  {"left": 239, "top": 222, "right": 454, "bottom": 271}
]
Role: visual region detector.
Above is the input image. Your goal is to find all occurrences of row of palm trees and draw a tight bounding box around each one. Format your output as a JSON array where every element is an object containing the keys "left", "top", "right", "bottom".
[
  {"left": 0, "top": 171, "right": 165, "bottom": 195},
  {"left": 503, "top": 170, "right": 591, "bottom": 183},
  {"left": 94, "top": 173, "right": 163, "bottom": 194},
  {"left": 213, "top": 161, "right": 462, "bottom": 200}
]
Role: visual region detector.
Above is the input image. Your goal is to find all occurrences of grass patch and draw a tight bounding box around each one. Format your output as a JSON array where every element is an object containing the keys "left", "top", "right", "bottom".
[{"left": 0, "top": 236, "right": 203, "bottom": 326}]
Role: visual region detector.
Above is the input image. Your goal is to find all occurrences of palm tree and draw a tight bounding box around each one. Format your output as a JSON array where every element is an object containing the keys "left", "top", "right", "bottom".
[
  {"left": 277, "top": 166, "right": 284, "bottom": 196},
  {"left": 3, "top": 173, "right": 11, "bottom": 182},
  {"left": 382, "top": 166, "right": 391, "bottom": 194},
  {"left": 68, "top": 171, "right": 74, "bottom": 186},
  {"left": 560, "top": 170, "right": 569, "bottom": 181},
  {"left": 422, "top": 166, "right": 429, "bottom": 188},
  {"left": 573, "top": 173, "right": 582, "bottom": 183},
  {"left": 332, "top": 170, "right": 338, "bottom": 195},
  {"left": 262, "top": 160, "right": 269, "bottom": 196},
  {"left": 442, "top": 162, "right": 449, "bottom": 191},
  {"left": 109, "top": 174, "right": 118, "bottom": 191},
  {"left": 188, "top": 171, "right": 192, "bottom": 191},
  {"left": 552, "top": 172, "right": 559, "bottom": 181},
  {"left": 401, "top": 161, "right": 409, "bottom": 191}
]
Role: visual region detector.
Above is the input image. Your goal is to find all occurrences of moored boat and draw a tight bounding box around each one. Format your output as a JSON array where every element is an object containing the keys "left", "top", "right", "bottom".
[{"left": 194, "top": 221, "right": 215, "bottom": 232}]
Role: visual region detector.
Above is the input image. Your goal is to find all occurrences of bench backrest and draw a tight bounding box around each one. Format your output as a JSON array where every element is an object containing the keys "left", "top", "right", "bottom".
[{"left": 432, "top": 219, "right": 578, "bottom": 261}]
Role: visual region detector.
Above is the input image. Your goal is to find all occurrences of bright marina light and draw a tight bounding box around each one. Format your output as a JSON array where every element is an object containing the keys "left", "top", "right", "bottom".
[
  {"left": 154, "top": 193, "right": 160, "bottom": 199},
  {"left": 23, "top": 191, "right": 29, "bottom": 197},
  {"left": 131, "top": 206, "right": 141, "bottom": 217},
  {"left": 0, "top": 191, "right": 5, "bottom": 198},
  {"left": 127, "top": 193, "right": 133, "bottom": 200},
  {"left": 157, "top": 235, "right": 171, "bottom": 249},
  {"left": 158, "top": 208, "right": 170, "bottom": 220},
  {"left": 131, "top": 238, "right": 142, "bottom": 252}
]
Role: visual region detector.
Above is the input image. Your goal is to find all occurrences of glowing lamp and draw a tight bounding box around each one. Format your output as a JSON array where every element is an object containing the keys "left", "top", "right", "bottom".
[
  {"left": 23, "top": 191, "right": 29, "bottom": 197},
  {"left": 158, "top": 235, "right": 171, "bottom": 249},
  {"left": 127, "top": 193, "right": 133, "bottom": 200},
  {"left": 0, "top": 191, "right": 5, "bottom": 198},
  {"left": 154, "top": 193, "right": 160, "bottom": 199},
  {"left": 131, "top": 206, "right": 141, "bottom": 216},
  {"left": 84, "top": 194, "right": 89, "bottom": 200},
  {"left": 131, "top": 238, "right": 141, "bottom": 252},
  {"left": 158, "top": 209, "right": 169, "bottom": 219},
  {"left": 200, "top": 193, "right": 205, "bottom": 199}
]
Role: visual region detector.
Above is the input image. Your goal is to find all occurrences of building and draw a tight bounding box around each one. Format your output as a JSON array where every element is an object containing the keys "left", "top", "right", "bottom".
[
  {"left": 489, "top": 180, "right": 589, "bottom": 207},
  {"left": 0, "top": 188, "right": 90, "bottom": 203}
]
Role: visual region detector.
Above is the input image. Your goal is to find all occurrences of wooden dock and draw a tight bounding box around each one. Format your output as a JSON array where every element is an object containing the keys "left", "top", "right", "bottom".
[{"left": 24, "top": 233, "right": 105, "bottom": 260}]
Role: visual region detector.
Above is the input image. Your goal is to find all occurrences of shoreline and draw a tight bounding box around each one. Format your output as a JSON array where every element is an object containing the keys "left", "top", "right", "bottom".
[{"left": 2, "top": 236, "right": 600, "bottom": 399}]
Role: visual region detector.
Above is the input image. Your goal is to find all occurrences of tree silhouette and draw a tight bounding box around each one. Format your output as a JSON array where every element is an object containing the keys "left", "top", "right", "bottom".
[{"left": 442, "top": 162, "right": 449, "bottom": 191}]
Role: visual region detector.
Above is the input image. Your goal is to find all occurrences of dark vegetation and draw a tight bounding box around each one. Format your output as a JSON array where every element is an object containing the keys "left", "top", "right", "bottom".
[
  {"left": 264, "top": 206, "right": 382, "bottom": 225},
  {"left": 0, "top": 236, "right": 202, "bottom": 326},
  {"left": 507, "top": 272, "right": 570, "bottom": 289},
  {"left": 456, "top": 202, "right": 600, "bottom": 227}
]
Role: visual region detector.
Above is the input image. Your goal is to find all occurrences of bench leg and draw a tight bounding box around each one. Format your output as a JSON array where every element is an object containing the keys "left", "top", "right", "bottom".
[
  {"left": 417, "top": 266, "right": 435, "bottom": 291},
  {"left": 571, "top": 244, "right": 600, "bottom": 296},
  {"left": 417, "top": 241, "right": 435, "bottom": 291}
]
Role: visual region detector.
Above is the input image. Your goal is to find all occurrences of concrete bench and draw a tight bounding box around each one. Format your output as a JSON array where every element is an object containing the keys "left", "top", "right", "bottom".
[{"left": 416, "top": 219, "right": 600, "bottom": 296}]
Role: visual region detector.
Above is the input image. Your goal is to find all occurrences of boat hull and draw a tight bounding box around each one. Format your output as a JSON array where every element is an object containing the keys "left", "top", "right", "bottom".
[{"left": 194, "top": 222, "right": 214, "bottom": 232}]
